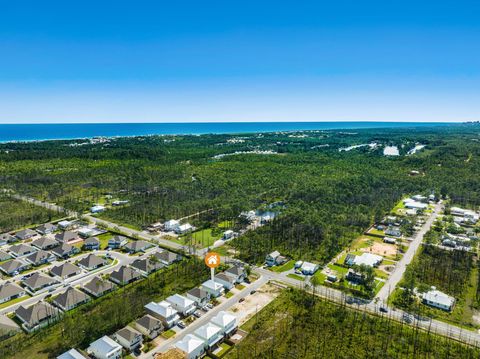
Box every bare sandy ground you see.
[361,242,397,257]
[229,283,282,325]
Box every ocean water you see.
[0,122,453,142]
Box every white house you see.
[210,311,238,337]
[383,237,397,244]
[222,230,235,240]
[57,348,87,359]
[87,336,122,359]
[201,279,225,298]
[175,223,194,235]
[353,253,383,267]
[194,322,223,349]
[164,220,180,232]
[175,334,205,359]
[422,287,455,311]
[404,199,428,210]
[166,294,196,316]
[90,205,106,213]
[145,301,179,328]
[300,262,319,275]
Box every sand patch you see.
[229,283,281,325]
[361,242,397,257]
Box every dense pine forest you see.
[0,258,209,358]
[0,195,61,233]
[2,124,480,264]
[227,289,480,359]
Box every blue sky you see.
[0,0,479,123]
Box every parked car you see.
[379,307,388,313]
[239,298,245,303]
[193,310,202,318]
[205,303,213,310]
[177,321,186,329]
[403,313,413,323]
[250,290,256,295]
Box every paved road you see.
[9,192,480,349]
[83,214,185,252]
[258,266,480,347]
[141,275,269,359]
[7,192,186,253]
[375,201,444,302]
[0,249,159,315]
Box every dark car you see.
[250,290,256,295]
[379,307,388,313]
[239,297,245,303]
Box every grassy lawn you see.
[382,259,396,266]
[327,263,348,276]
[180,228,222,248]
[215,342,232,357]
[391,198,406,215]
[270,260,295,273]
[225,291,234,298]
[374,280,385,295]
[287,273,304,281]
[368,229,385,236]
[217,220,234,229]
[96,232,113,249]
[212,245,236,257]
[374,269,389,280]
[313,271,327,282]
[0,295,30,310]
[235,284,245,290]
[162,329,176,339]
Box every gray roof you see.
[53,287,90,310]
[0,250,11,262]
[110,266,141,284]
[36,223,56,233]
[136,314,162,331]
[15,302,59,327]
[0,283,25,301]
[0,259,29,273]
[31,236,59,249]
[109,235,127,244]
[153,250,178,263]
[116,326,142,342]
[131,257,164,273]
[77,254,107,269]
[15,229,37,239]
[51,243,76,257]
[83,276,115,296]
[187,287,209,300]
[124,240,152,252]
[225,266,245,277]
[50,262,81,278]
[215,273,235,284]
[84,237,100,245]
[9,243,36,256]
[25,250,54,265]
[22,272,58,291]
[0,233,16,243]
[55,231,78,242]
[0,315,20,336]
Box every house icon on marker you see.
[205,252,220,268]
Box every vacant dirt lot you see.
[361,242,397,257]
[229,282,282,325]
